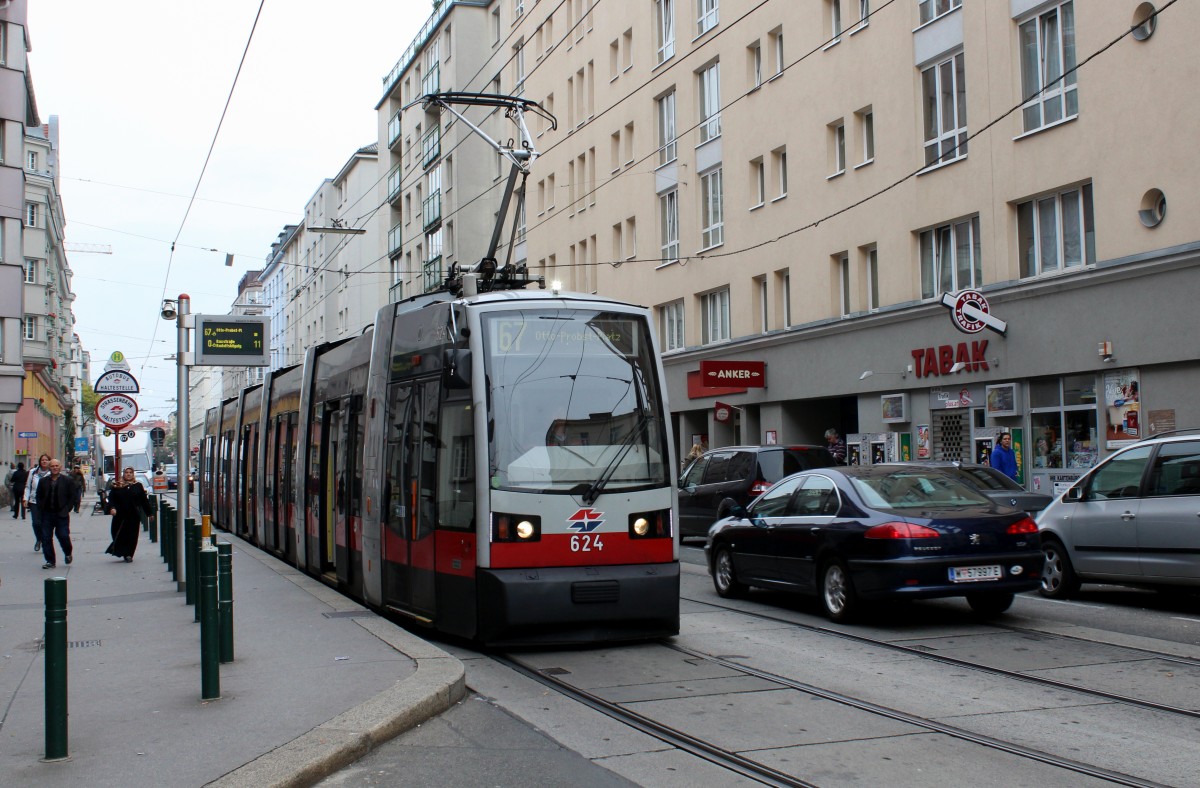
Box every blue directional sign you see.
[75,437,90,452]
[18,431,37,439]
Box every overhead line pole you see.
[176,294,192,593]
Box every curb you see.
[204,537,467,788]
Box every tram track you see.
[683,594,1200,721]
[495,643,1165,788]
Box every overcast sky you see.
[26,1,428,422]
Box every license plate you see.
[949,564,1003,583]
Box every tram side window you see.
[438,398,475,530]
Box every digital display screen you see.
[201,322,264,355]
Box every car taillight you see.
[1006,517,1038,535]
[749,481,771,494]
[865,522,940,539]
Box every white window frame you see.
[919,0,961,26]
[698,62,721,144]
[25,316,36,341]
[697,0,718,36]
[657,91,677,166]
[660,189,680,264]
[776,150,788,198]
[701,289,731,344]
[866,246,879,311]
[750,41,762,88]
[829,0,842,42]
[752,158,765,208]
[25,202,37,228]
[25,258,37,284]
[860,109,875,164]
[656,0,675,64]
[700,168,724,249]
[921,51,968,167]
[837,253,851,316]
[1017,183,1094,278]
[832,122,846,176]
[660,300,685,351]
[920,215,982,299]
[1019,1,1077,133]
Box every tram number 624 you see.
[570,534,604,552]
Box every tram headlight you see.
[628,510,672,539]
[492,513,541,543]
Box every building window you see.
[491,6,501,44]
[919,0,961,25]
[697,0,718,36]
[920,215,981,299]
[859,108,874,163]
[657,90,677,165]
[921,51,968,167]
[701,289,730,344]
[660,300,685,351]
[774,149,787,197]
[25,202,37,228]
[660,189,680,263]
[1019,1,1077,132]
[700,168,724,249]
[656,0,675,64]
[828,0,842,42]
[830,121,846,175]
[25,316,36,341]
[865,246,879,311]
[771,28,785,76]
[836,253,851,316]
[782,272,792,327]
[25,258,37,284]
[698,62,721,143]
[27,151,38,171]
[1017,183,1094,278]
[858,0,870,27]
[758,278,769,333]
[751,158,765,207]
[749,41,762,88]
[513,39,526,94]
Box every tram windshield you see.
[483,309,670,493]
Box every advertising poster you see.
[916,425,930,459]
[899,433,912,462]
[1103,369,1141,449]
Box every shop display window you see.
[1030,375,1099,470]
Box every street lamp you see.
[162,295,190,592]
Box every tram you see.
[199,285,680,645]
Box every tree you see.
[81,382,100,427]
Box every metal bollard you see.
[166,507,178,578]
[217,541,234,663]
[148,495,158,543]
[43,577,68,761]
[185,518,197,608]
[199,545,220,701]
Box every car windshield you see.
[483,309,669,493]
[850,471,992,509]
[166,465,178,475]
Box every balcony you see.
[422,62,440,96]
[422,190,441,230]
[422,127,441,169]
[422,255,443,293]
[388,110,403,150]
[388,223,403,258]
[389,280,405,304]
[387,163,403,206]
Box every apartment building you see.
[476,0,1200,492]
[220,269,266,397]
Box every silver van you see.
[1037,432,1200,597]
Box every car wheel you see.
[820,558,859,623]
[966,592,1015,618]
[1040,536,1081,599]
[712,547,748,599]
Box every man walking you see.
[990,432,1019,481]
[36,459,78,569]
[824,428,847,465]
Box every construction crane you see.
[64,243,113,254]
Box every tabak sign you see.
[910,340,990,378]
[95,394,139,429]
[699,360,766,387]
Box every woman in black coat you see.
[106,467,150,562]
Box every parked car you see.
[895,461,1053,516]
[704,465,1042,621]
[1037,431,1200,599]
[679,445,836,540]
[165,463,179,490]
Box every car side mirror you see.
[1066,486,1083,502]
[717,497,747,520]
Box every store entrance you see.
[931,410,970,462]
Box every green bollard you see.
[43,577,68,761]
[199,546,220,701]
[217,540,234,663]
[185,518,197,608]
[148,495,158,543]
[166,508,177,578]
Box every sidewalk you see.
[0,491,465,787]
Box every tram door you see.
[382,380,439,618]
[319,404,342,579]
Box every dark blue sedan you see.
[704,465,1042,622]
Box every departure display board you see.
[194,315,271,366]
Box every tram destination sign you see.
[194,314,270,367]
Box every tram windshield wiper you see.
[580,412,651,506]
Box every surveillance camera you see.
[161,302,177,320]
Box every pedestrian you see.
[824,428,847,465]
[9,462,27,519]
[35,459,78,569]
[70,464,87,513]
[24,453,53,554]
[106,466,150,562]
[990,432,1018,481]
[682,442,706,472]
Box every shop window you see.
[1030,375,1098,471]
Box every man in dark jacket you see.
[36,459,79,569]
[9,462,27,518]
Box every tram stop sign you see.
[150,427,166,447]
